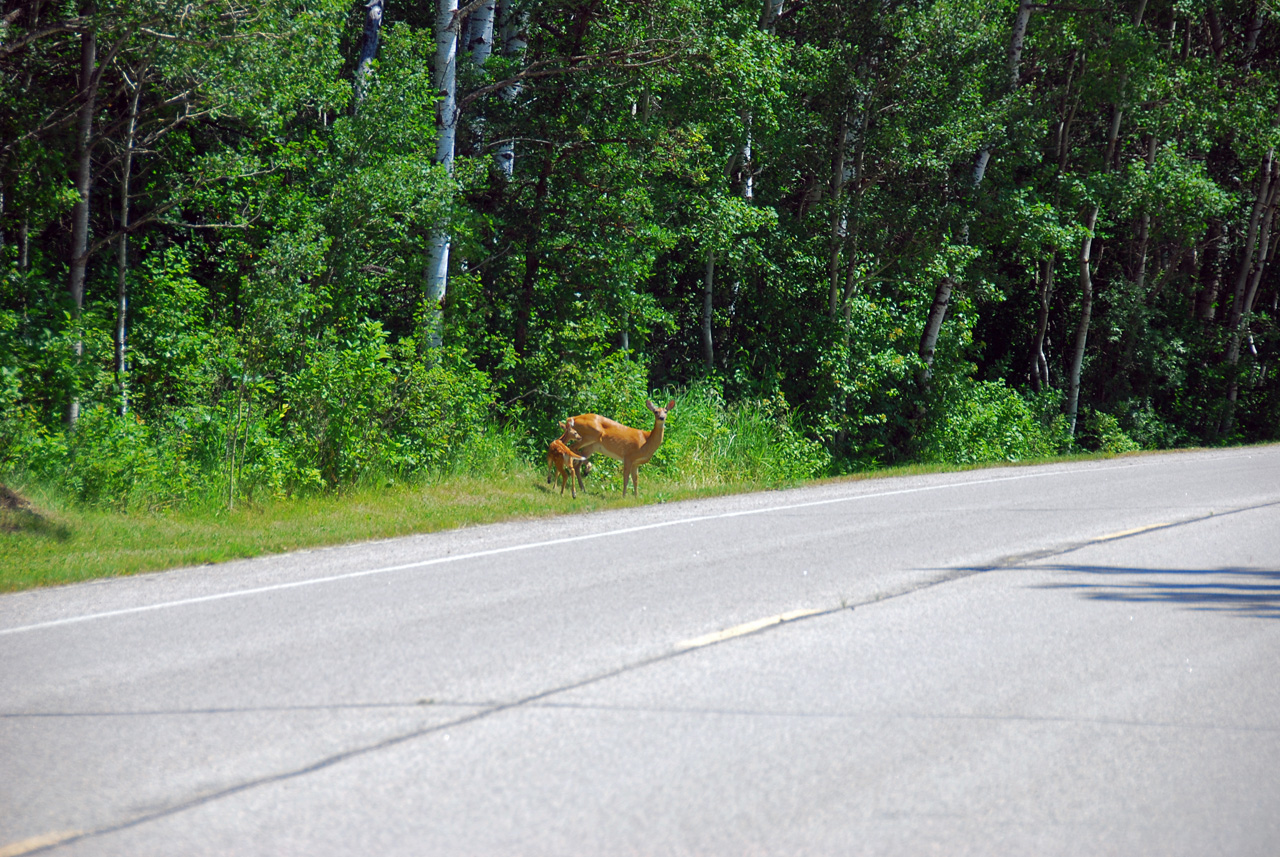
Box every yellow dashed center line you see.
[0,831,83,857]
[677,608,823,651]
[1092,522,1172,543]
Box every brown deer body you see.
[567,398,675,497]
[547,419,588,498]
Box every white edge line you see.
[1,466,1095,637]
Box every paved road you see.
[2,447,1279,856]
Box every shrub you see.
[1076,410,1142,454]
[920,380,1069,465]
[391,343,498,475]
[19,406,199,510]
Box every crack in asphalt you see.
[13,497,1279,853]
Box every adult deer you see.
[567,398,675,497]
[546,419,589,498]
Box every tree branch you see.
[458,43,681,110]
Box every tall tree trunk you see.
[468,0,495,65]
[1006,0,1034,91]
[1195,220,1224,321]
[1063,0,1147,438]
[425,0,459,349]
[115,76,141,416]
[738,108,754,202]
[1029,255,1055,391]
[918,1,1034,388]
[1206,3,1224,62]
[1226,147,1274,334]
[68,24,99,428]
[353,0,384,108]
[759,0,784,33]
[827,111,851,318]
[1221,153,1280,435]
[1066,205,1100,437]
[701,251,715,373]
[495,1,527,180]
[917,275,954,386]
[1132,138,1157,294]
[1244,5,1263,70]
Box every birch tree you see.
[354,0,384,107]
[1064,0,1147,438]
[494,0,527,180]
[67,19,98,427]
[917,0,1035,389]
[425,0,459,349]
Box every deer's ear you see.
[646,399,657,411]
[665,399,675,410]
[559,421,566,429]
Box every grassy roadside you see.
[0,448,1189,594]
[0,468,792,593]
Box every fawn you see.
[547,419,590,498]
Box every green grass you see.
[0,467,794,592]
[0,445,1204,594]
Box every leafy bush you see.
[19,406,199,510]
[273,326,500,491]
[0,364,37,474]
[281,322,399,488]
[392,342,499,475]
[1076,410,1142,454]
[920,380,1069,465]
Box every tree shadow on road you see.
[1034,565,1280,620]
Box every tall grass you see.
[655,384,831,488]
[0,381,835,591]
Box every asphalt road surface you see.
[3,447,1279,856]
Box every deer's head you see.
[646,399,675,423]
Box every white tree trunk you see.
[1064,0,1147,437]
[496,1,527,180]
[116,76,141,416]
[759,0,784,33]
[919,3,1033,388]
[1221,154,1280,434]
[1029,255,1055,391]
[1066,205,1099,437]
[702,251,715,373]
[827,110,851,317]
[68,27,98,428]
[1227,147,1274,334]
[425,0,459,348]
[739,108,754,202]
[468,0,495,65]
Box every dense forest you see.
[2,0,1278,509]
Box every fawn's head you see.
[559,419,582,443]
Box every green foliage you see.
[658,384,832,486]
[920,380,1070,465]
[1075,410,1142,455]
[3,0,1279,521]
[17,407,199,510]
